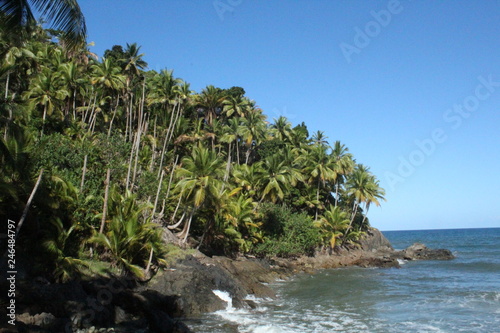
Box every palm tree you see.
[231,162,264,200]
[300,144,336,219]
[91,185,165,278]
[270,116,292,143]
[90,57,125,135]
[222,95,250,119]
[195,85,226,126]
[23,68,69,135]
[240,107,266,164]
[345,164,379,234]
[0,0,87,47]
[173,143,224,242]
[220,117,243,179]
[314,205,350,249]
[58,60,86,119]
[331,140,354,206]
[259,154,302,204]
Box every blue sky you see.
[78,0,500,231]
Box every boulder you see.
[359,228,394,252]
[401,243,454,260]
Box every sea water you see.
[184,228,500,332]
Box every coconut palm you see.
[222,94,250,119]
[270,116,292,143]
[91,185,165,278]
[23,68,69,135]
[240,107,266,164]
[331,140,354,206]
[299,144,336,219]
[195,85,226,126]
[259,154,302,204]
[314,205,350,248]
[0,0,87,47]
[173,143,224,242]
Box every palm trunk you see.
[224,142,232,182]
[15,169,44,239]
[40,104,47,138]
[152,169,165,219]
[107,97,120,137]
[80,154,88,191]
[126,132,137,191]
[334,180,340,207]
[165,153,178,200]
[99,168,111,234]
[361,202,370,227]
[315,178,320,220]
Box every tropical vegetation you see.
[0,9,385,282]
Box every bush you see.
[253,204,321,257]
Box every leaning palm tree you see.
[0,0,87,47]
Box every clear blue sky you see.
[78,0,500,231]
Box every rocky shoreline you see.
[1,228,454,333]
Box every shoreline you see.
[2,228,453,333]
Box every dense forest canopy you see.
[0,15,385,281]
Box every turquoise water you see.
[186,228,500,332]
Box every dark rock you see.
[359,228,394,252]
[401,243,454,260]
[354,256,401,268]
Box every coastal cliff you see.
[3,228,453,332]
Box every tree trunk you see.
[80,154,88,191]
[224,142,232,182]
[152,169,165,219]
[165,153,178,200]
[315,178,320,220]
[107,97,120,137]
[99,168,111,234]
[15,169,44,239]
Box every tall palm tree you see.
[259,154,302,204]
[345,164,374,233]
[240,107,266,164]
[195,85,226,126]
[222,95,250,119]
[173,143,224,242]
[300,144,336,219]
[0,0,87,47]
[23,68,69,135]
[331,140,354,206]
[270,116,292,143]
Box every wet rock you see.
[353,256,401,268]
[401,243,455,260]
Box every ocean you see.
[185,228,500,332]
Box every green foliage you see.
[254,204,321,257]
[90,186,166,278]
[0,22,387,282]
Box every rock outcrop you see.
[397,242,455,261]
[1,228,454,332]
